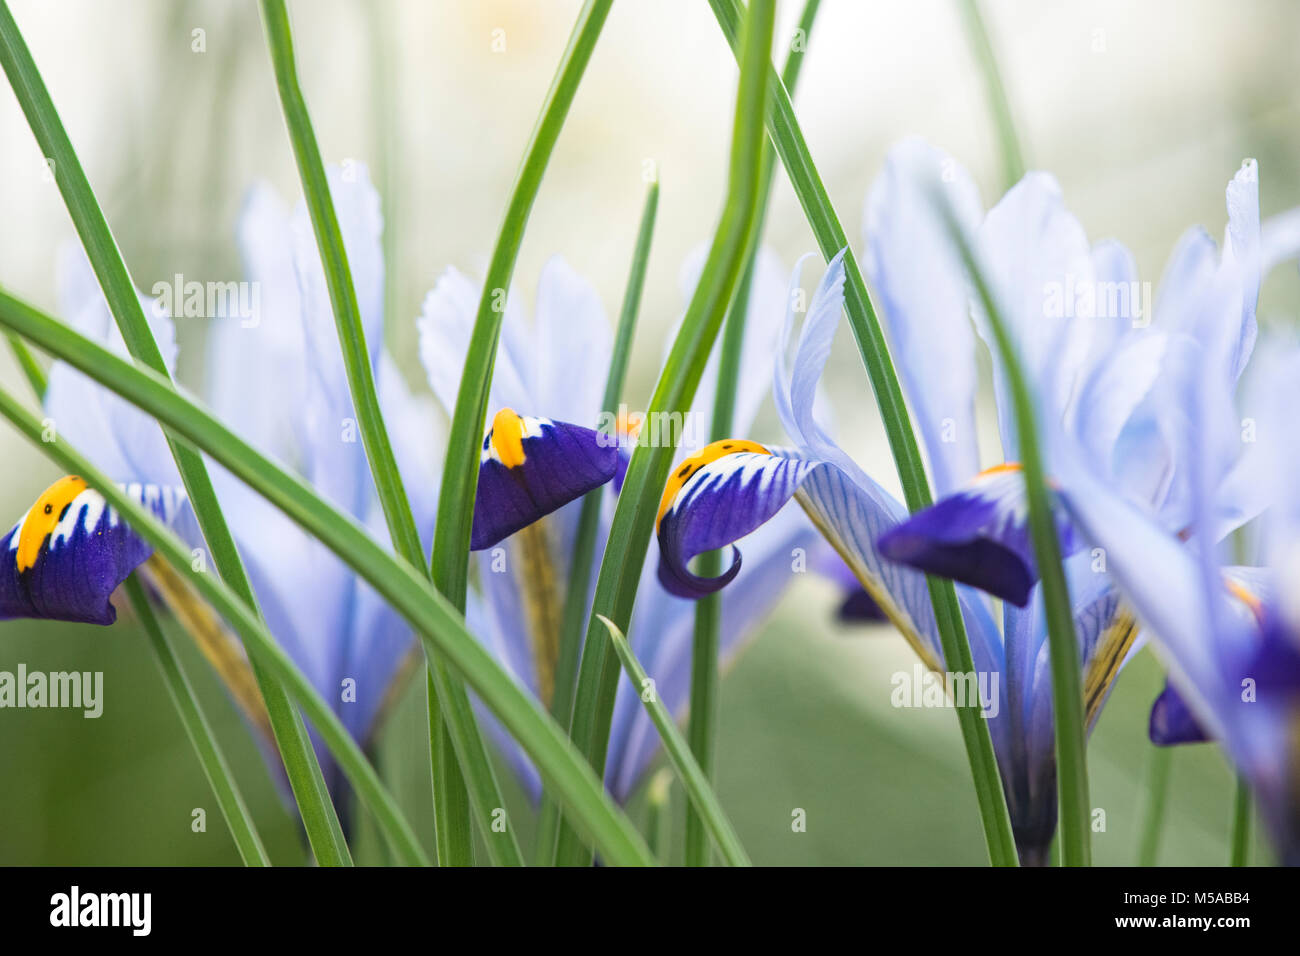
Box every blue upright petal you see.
[0,477,188,626]
[864,138,983,497]
[877,464,1080,607]
[470,409,618,551]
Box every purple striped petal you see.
[470,409,618,551]
[0,477,187,626]
[655,441,813,599]
[877,464,1080,607]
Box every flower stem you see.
[1230,773,1252,866]
[125,575,271,867]
[0,0,351,866]
[1136,744,1172,866]
[940,203,1091,866]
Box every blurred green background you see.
[2,0,1298,864]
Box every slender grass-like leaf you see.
[259,0,519,867]
[124,575,271,867]
[258,0,425,580]
[686,0,822,868]
[598,616,751,867]
[0,385,427,866]
[0,0,351,865]
[5,334,46,398]
[426,671,474,865]
[1230,774,1252,867]
[1136,744,1172,866]
[937,197,1091,867]
[534,180,658,865]
[430,0,613,607]
[0,290,655,867]
[956,0,1026,192]
[427,8,615,855]
[554,0,775,868]
[705,0,1017,867]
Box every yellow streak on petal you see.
[139,555,271,739]
[1225,576,1266,626]
[1082,607,1139,729]
[17,475,88,573]
[656,439,770,533]
[976,462,1022,478]
[490,408,528,469]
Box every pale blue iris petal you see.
[376,352,441,554]
[534,256,612,428]
[341,567,415,743]
[474,547,544,700]
[863,138,983,497]
[1083,238,1144,368]
[291,164,386,521]
[417,265,530,418]
[793,456,945,669]
[1246,342,1300,557]
[1223,159,1261,380]
[1057,448,1228,739]
[45,245,180,488]
[773,251,871,487]
[208,182,308,468]
[465,593,544,802]
[1072,331,1168,476]
[975,173,1096,459]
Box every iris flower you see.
[419,247,821,801]
[3,165,440,793]
[1059,327,1300,862]
[650,138,1299,862]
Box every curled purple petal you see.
[655,441,813,599]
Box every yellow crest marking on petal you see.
[17,475,88,573]
[974,460,1061,492]
[616,409,644,442]
[490,407,529,469]
[655,439,769,532]
[976,462,1022,478]
[1225,576,1266,626]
